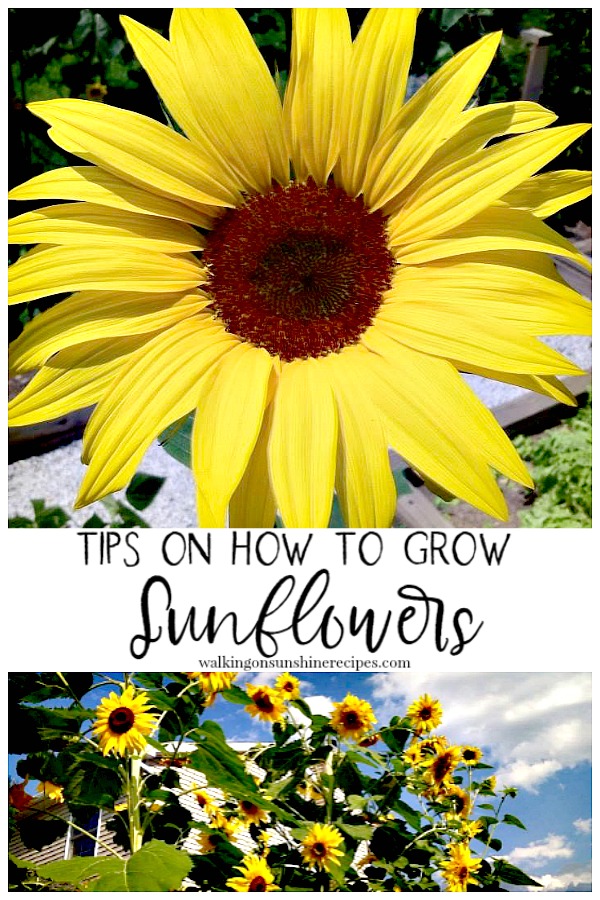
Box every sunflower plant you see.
[7,8,591,529]
[9,673,541,892]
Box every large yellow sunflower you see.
[330,693,377,741]
[8,10,591,527]
[226,854,280,892]
[245,685,287,724]
[92,684,158,756]
[438,842,482,892]
[300,823,345,872]
[406,694,443,734]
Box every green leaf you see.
[188,724,260,801]
[338,822,374,841]
[19,816,69,851]
[503,813,526,829]
[159,414,193,468]
[221,685,252,705]
[440,9,470,30]
[392,798,422,831]
[392,467,413,497]
[83,513,106,528]
[494,860,542,888]
[36,839,192,891]
[125,473,165,511]
[8,516,34,528]
[64,754,122,809]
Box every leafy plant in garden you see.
[513,392,591,527]
[8,471,164,528]
[9,673,540,891]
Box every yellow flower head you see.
[418,734,448,755]
[406,694,443,734]
[481,775,497,793]
[330,693,377,741]
[297,780,325,805]
[226,854,280,892]
[403,743,423,768]
[36,782,64,803]
[186,671,237,693]
[274,672,301,700]
[461,819,483,840]
[461,745,483,766]
[194,788,217,816]
[85,81,108,102]
[238,799,269,826]
[209,807,239,837]
[301,823,344,872]
[8,11,590,529]
[446,786,472,819]
[197,830,221,854]
[245,685,287,724]
[438,842,482,892]
[425,746,463,794]
[92,685,157,756]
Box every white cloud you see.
[525,862,592,892]
[507,834,573,867]
[368,672,591,791]
[573,818,591,834]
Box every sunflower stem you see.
[128,755,144,853]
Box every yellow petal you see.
[374,306,584,375]
[9,203,204,253]
[170,9,288,193]
[268,358,337,527]
[325,356,397,527]
[8,166,215,228]
[391,123,590,243]
[283,9,351,184]
[337,8,419,196]
[27,98,239,208]
[390,206,592,271]
[8,335,147,427]
[459,367,578,407]
[192,344,273,527]
[386,101,557,214]
[501,169,592,218]
[230,395,278,529]
[363,32,502,207]
[9,290,208,374]
[332,344,508,519]
[385,262,591,336]
[8,245,205,305]
[77,317,239,505]
[362,327,532,488]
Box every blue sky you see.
[11,671,591,892]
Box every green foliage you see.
[36,840,192,892]
[9,472,164,528]
[513,393,591,527]
[9,673,542,892]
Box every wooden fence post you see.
[520,27,553,101]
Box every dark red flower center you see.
[463,749,476,760]
[249,876,267,891]
[342,711,361,729]
[254,691,275,713]
[204,181,394,362]
[458,866,469,881]
[420,707,433,720]
[313,842,326,857]
[433,752,455,782]
[108,707,135,734]
[241,801,258,815]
